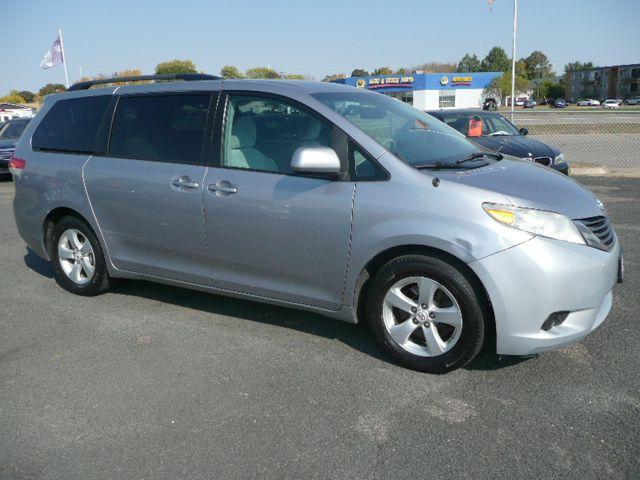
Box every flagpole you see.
[58,28,70,88]
[510,0,518,121]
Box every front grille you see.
[575,216,615,251]
[533,156,552,166]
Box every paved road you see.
[0,178,638,480]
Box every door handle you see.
[208,181,237,195]
[171,176,200,190]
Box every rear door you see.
[201,91,355,310]
[84,90,218,284]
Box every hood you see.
[0,138,17,150]
[472,135,559,159]
[434,158,602,219]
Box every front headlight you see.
[483,203,585,245]
[554,153,565,164]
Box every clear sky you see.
[2,0,639,93]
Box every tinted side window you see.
[109,94,211,164]
[222,94,334,174]
[32,96,111,153]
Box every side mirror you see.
[291,146,341,175]
[519,127,529,136]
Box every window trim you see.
[105,91,216,166]
[212,90,372,181]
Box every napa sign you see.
[357,76,415,89]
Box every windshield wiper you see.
[455,152,503,165]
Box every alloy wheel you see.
[382,276,463,357]
[57,228,96,286]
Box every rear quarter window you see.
[32,96,111,153]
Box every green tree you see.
[542,81,565,99]
[372,66,393,75]
[0,93,26,104]
[564,61,595,74]
[515,59,529,79]
[245,67,280,79]
[411,61,457,73]
[220,65,243,79]
[350,68,370,77]
[481,47,511,72]
[485,72,529,102]
[523,51,552,80]
[456,53,481,72]
[17,90,35,102]
[284,73,307,80]
[395,67,409,75]
[155,59,197,75]
[38,83,67,97]
[322,73,346,82]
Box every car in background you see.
[523,99,536,108]
[514,97,528,106]
[625,97,640,105]
[603,99,620,109]
[482,97,498,111]
[554,99,567,108]
[577,99,601,106]
[425,109,569,174]
[0,118,30,179]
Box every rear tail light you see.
[8,155,26,175]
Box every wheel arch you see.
[43,207,95,260]
[353,244,495,349]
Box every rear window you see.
[32,96,111,153]
[108,94,211,164]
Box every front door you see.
[202,92,354,310]
[84,91,216,284]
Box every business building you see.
[332,72,502,110]
[566,63,640,101]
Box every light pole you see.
[510,0,518,121]
[536,65,542,102]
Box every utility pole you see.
[510,0,518,120]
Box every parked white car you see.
[603,99,620,109]
[577,99,601,106]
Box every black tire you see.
[365,254,485,373]
[50,215,113,296]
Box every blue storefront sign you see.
[336,72,502,93]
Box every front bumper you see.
[469,235,620,356]
[552,161,570,175]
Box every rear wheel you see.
[51,216,113,296]
[366,255,486,373]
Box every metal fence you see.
[507,109,640,168]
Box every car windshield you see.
[0,121,28,139]
[312,91,483,167]
[436,112,520,137]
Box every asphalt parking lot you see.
[1,176,638,480]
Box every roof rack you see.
[68,73,221,91]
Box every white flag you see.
[40,35,64,69]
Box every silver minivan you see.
[11,74,622,372]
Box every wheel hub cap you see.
[382,276,463,357]
[57,228,96,286]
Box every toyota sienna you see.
[10,74,622,372]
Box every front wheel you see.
[365,255,486,373]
